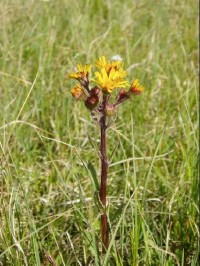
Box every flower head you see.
[93,68,129,93]
[129,79,144,95]
[93,56,129,93]
[96,56,123,73]
[68,64,92,80]
[96,56,107,69]
[71,84,86,100]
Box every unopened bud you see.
[105,104,116,117]
[85,95,99,110]
[90,86,100,96]
[116,89,129,102]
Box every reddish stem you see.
[99,94,109,250]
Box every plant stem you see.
[99,94,109,250]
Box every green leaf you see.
[87,161,99,191]
[93,191,105,214]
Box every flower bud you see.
[90,86,100,96]
[116,89,129,102]
[129,79,144,95]
[105,104,116,117]
[71,84,87,101]
[85,95,99,110]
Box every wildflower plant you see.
[68,56,143,251]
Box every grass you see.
[0,0,199,265]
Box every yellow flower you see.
[96,56,122,73]
[96,56,107,69]
[129,79,144,95]
[93,56,129,93]
[93,67,129,93]
[68,64,92,80]
[77,63,92,74]
[71,84,86,100]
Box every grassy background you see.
[0,0,198,265]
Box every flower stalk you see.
[99,94,109,249]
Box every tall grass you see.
[0,0,198,265]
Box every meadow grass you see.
[0,0,199,265]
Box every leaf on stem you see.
[87,161,99,191]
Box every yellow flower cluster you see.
[68,56,144,100]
